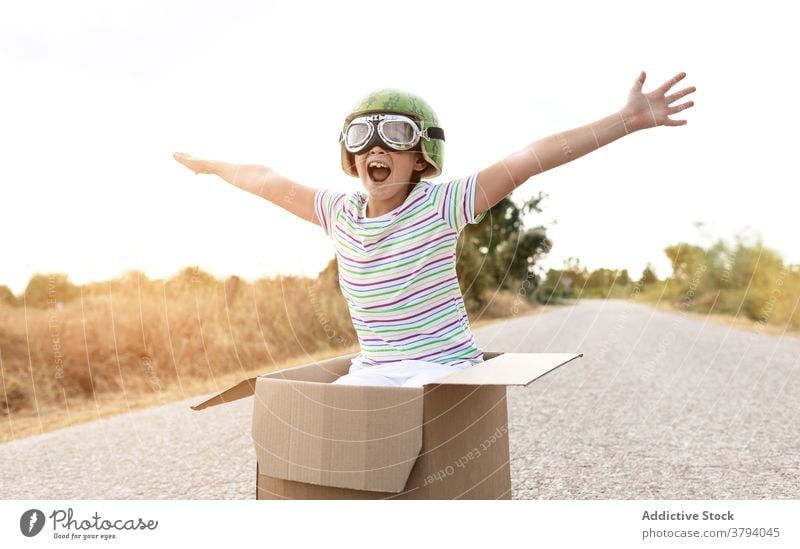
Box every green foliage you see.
[660,233,797,327]
[530,228,798,333]
[457,191,552,309]
[535,257,592,302]
[586,268,618,289]
[526,226,797,329]
[456,237,496,310]
[664,242,708,285]
[537,259,658,301]
[537,269,570,303]
[639,263,659,285]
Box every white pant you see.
[331,359,473,388]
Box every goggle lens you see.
[381,120,416,146]
[345,122,372,150]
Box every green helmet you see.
[340,88,444,179]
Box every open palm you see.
[622,71,696,131]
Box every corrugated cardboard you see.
[193,350,583,499]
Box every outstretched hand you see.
[621,71,696,132]
[172,151,213,175]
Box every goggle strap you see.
[424,127,445,141]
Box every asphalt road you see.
[2,299,798,499]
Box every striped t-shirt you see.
[314,172,487,369]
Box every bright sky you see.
[2,0,798,295]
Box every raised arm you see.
[474,71,696,216]
[172,152,320,226]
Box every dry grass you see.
[0,270,358,442]
[0,345,361,443]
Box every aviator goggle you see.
[340,113,445,154]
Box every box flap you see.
[432,352,583,386]
[190,352,359,411]
[252,378,424,493]
[190,378,258,411]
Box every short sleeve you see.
[314,188,347,238]
[430,172,487,233]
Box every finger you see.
[664,117,688,127]
[665,86,696,104]
[657,71,687,95]
[667,100,694,115]
[631,70,646,92]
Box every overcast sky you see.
[2,0,798,295]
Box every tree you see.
[586,268,617,289]
[562,257,589,290]
[456,235,496,309]
[538,269,571,303]
[639,263,659,285]
[463,196,523,286]
[459,191,552,295]
[664,243,707,283]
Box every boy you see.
[173,70,695,387]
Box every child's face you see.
[352,146,428,199]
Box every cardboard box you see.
[192,350,582,499]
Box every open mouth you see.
[367,160,392,182]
